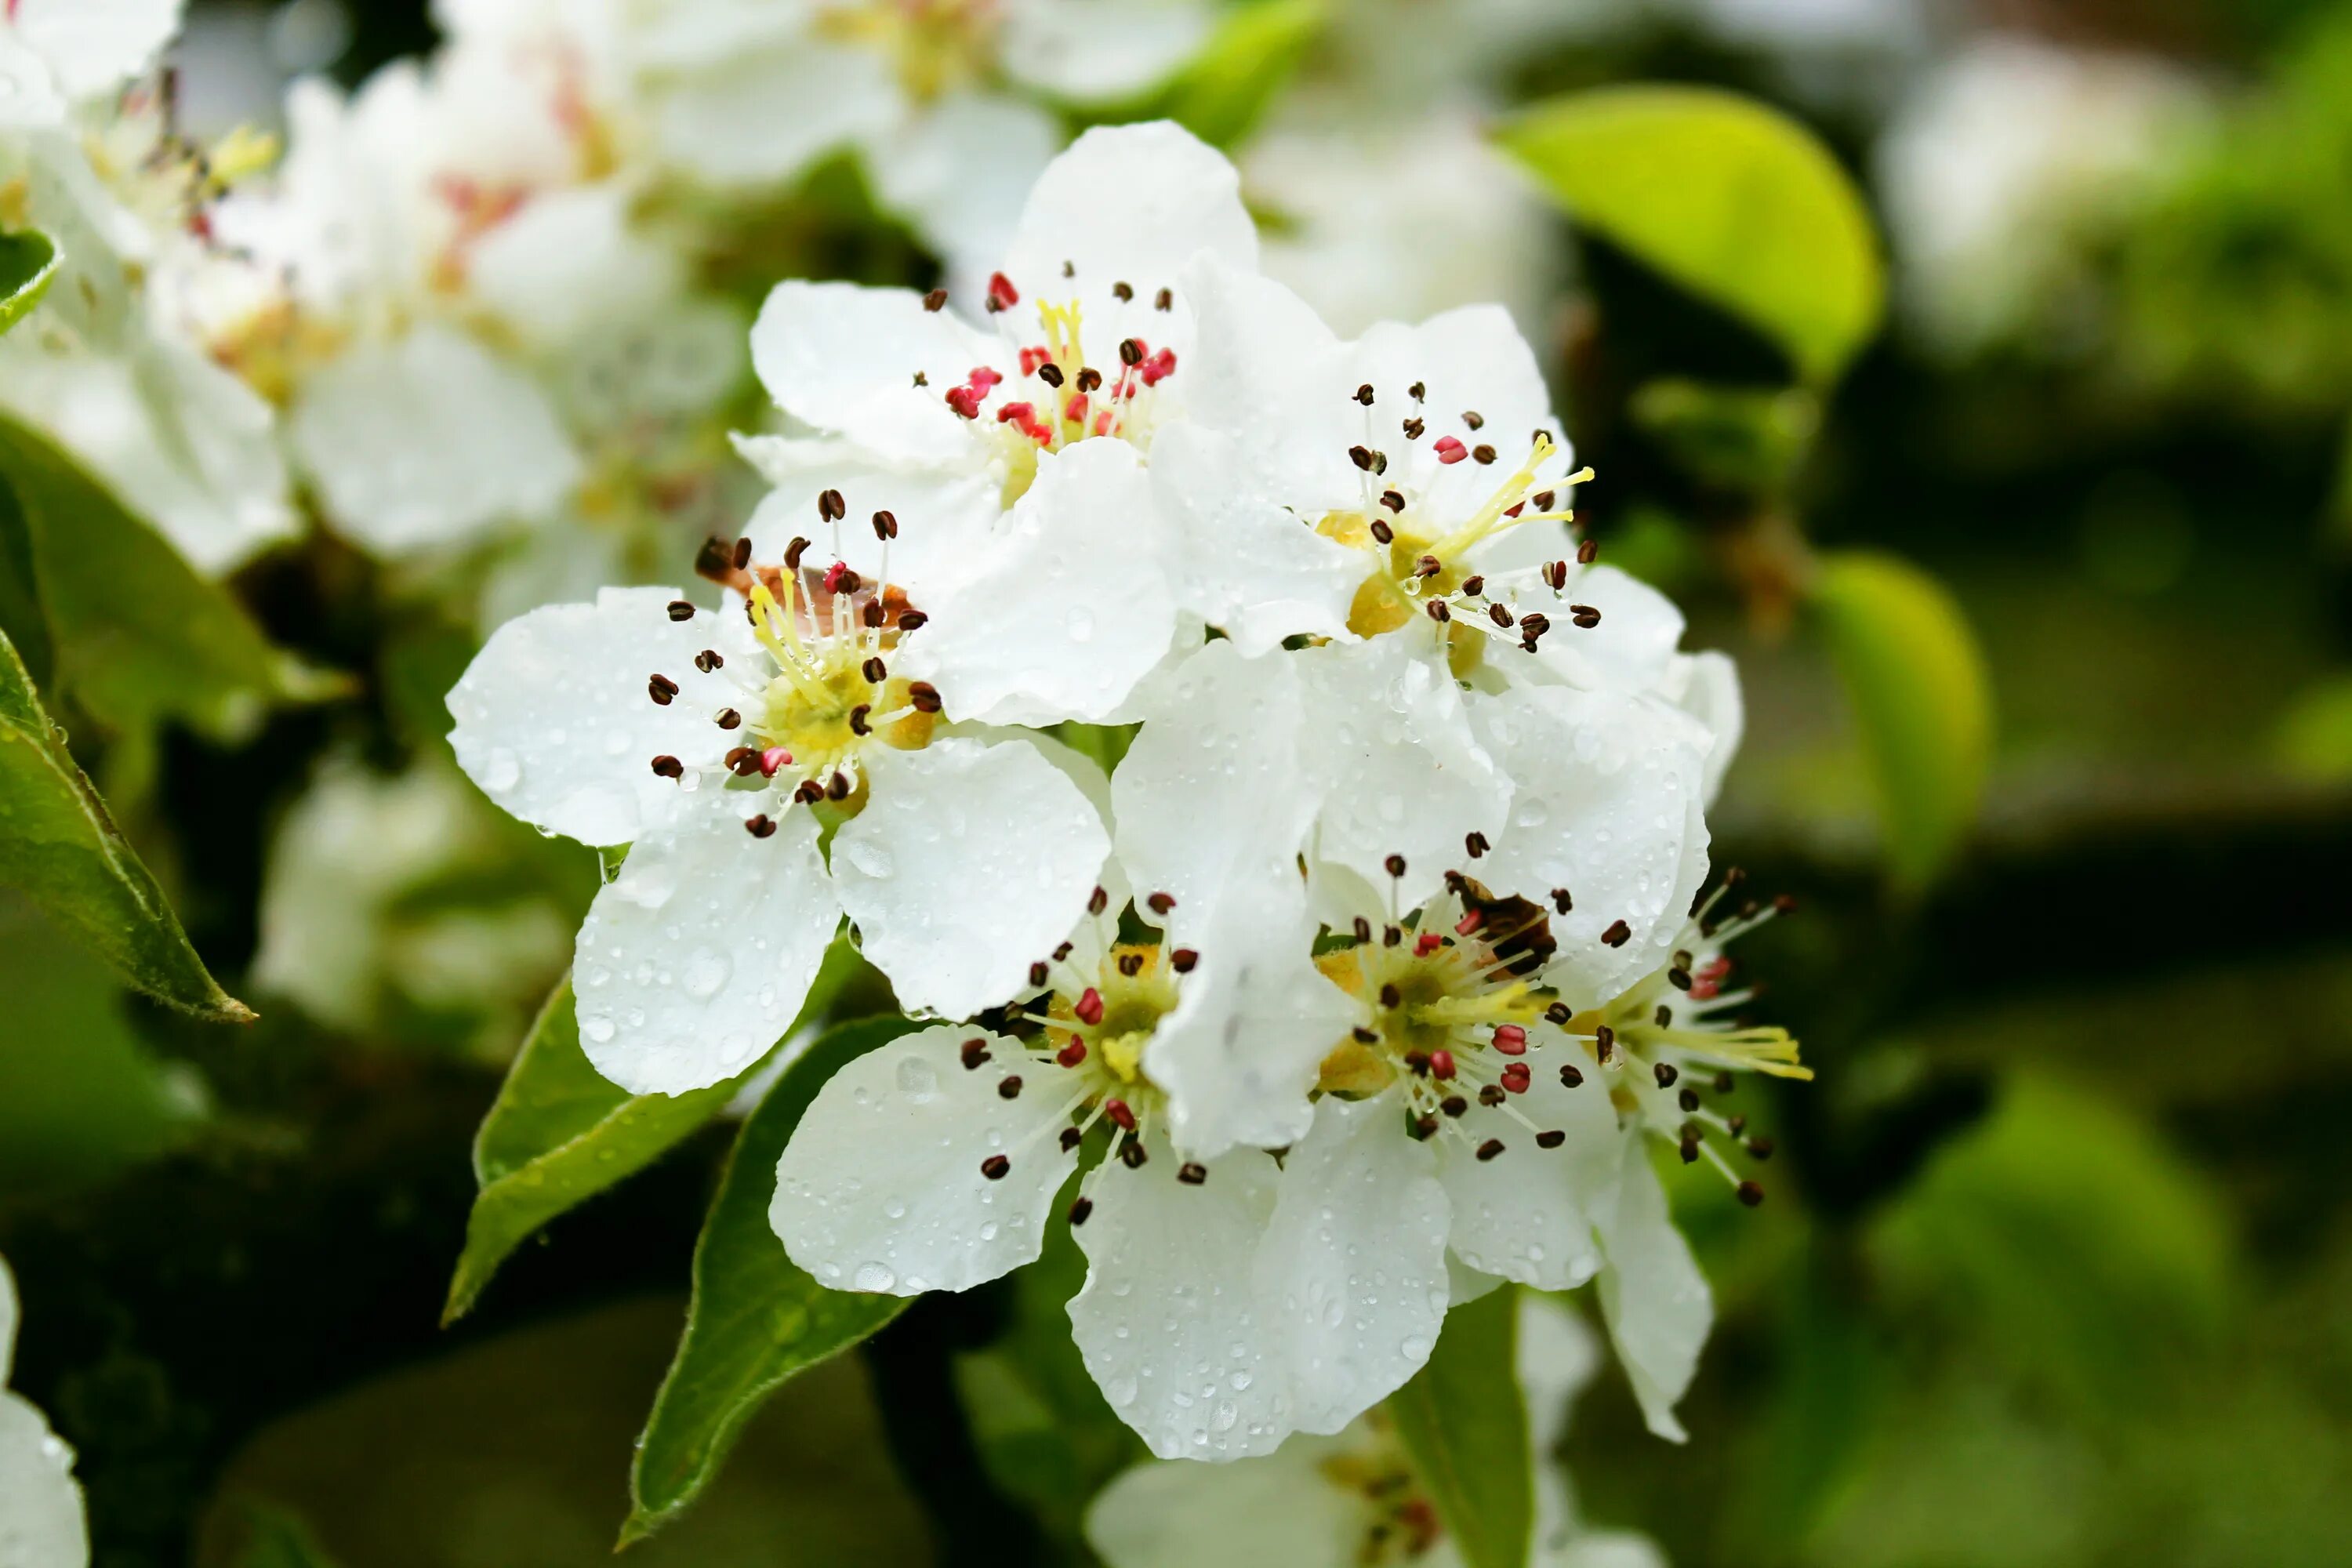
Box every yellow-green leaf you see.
[1498,86,1886,385]
[1146,0,1327,150]
[0,412,339,739]
[0,229,60,336]
[622,1014,917,1544]
[0,626,250,1019]
[445,937,863,1323]
[1388,1286,1532,1568]
[1811,550,1993,891]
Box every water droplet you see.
[481,748,522,791]
[854,1261,897,1292]
[580,1014,616,1044]
[895,1056,938,1100]
[1065,606,1096,643]
[681,946,732,1000]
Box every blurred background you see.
[6,0,2352,1563]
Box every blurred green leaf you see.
[1145,0,1328,150]
[0,411,340,740]
[2274,673,2352,782]
[1389,1286,1532,1568]
[1810,550,1993,890]
[1498,86,1885,385]
[1629,379,1820,495]
[448,938,863,1323]
[1870,1073,2233,1416]
[623,1014,916,1545]
[1,228,59,335]
[221,1499,346,1568]
[0,626,251,1020]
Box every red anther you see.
[758,747,791,777]
[822,561,849,592]
[1428,1049,1457,1080]
[1092,409,1115,435]
[1501,1062,1532,1094]
[967,365,1004,393]
[988,271,1020,309]
[1414,931,1443,957]
[996,400,1036,425]
[1104,1098,1137,1131]
[945,384,982,419]
[1139,347,1178,387]
[1434,436,1468,464]
[1504,502,1525,517]
[1062,392,1089,424]
[1699,958,1733,980]
[1074,986,1105,1025]
[1690,978,1720,1001]
[1493,1025,1528,1055]
[1056,1038,1088,1067]
[1019,346,1051,375]
[1454,908,1484,936]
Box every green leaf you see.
[0,411,339,739]
[2274,673,2352,782]
[0,229,60,336]
[0,626,250,1019]
[1628,379,1820,496]
[1809,550,1993,891]
[446,937,865,1323]
[1388,1285,1533,1568]
[622,1014,918,1544]
[1498,86,1886,385]
[1147,0,1328,150]
[220,1498,347,1568]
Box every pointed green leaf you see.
[0,626,250,1020]
[1388,1285,1533,1568]
[1810,550,1994,891]
[1498,86,1886,384]
[0,411,339,740]
[1,229,60,336]
[446,937,865,1323]
[1148,0,1328,150]
[622,1014,918,1544]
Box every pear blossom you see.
[771,878,1451,1461]
[1085,1291,1669,1568]
[1,1254,88,1568]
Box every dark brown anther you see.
[724,746,756,775]
[1668,967,1693,992]
[1352,1026,1379,1045]
[794,779,825,804]
[1369,519,1394,544]
[1472,444,1497,465]
[1112,281,1134,301]
[1119,1138,1147,1170]
[1572,606,1602,630]
[897,609,929,631]
[1155,287,1173,310]
[1532,490,1555,511]
[1379,983,1402,1009]
[1076,366,1102,393]
[784,535,811,569]
[1537,1130,1566,1149]
[1441,1095,1468,1118]
[1461,410,1484,430]
[858,601,884,630]
[1404,1051,1429,1077]
[1737,1181,1765,1207]
[1465,831,1489,858]
[833,566,863,594]
[1060,1127,1084,1152]
[1170,948,1198,973]
[1087,885,1109,916]
[695,534,735,583]
[1349,445,1376,470]
[1029,960,1049,987]
[648,673,678,705]
[1385,853,1408,878]
[998,1076,1024,1100]
[862,656,887,683]
[1460,575,1485,597]
[1402,416,1425,440]
[1355,383,1375,405]
[1414,1115,1439,1139]
[1679,1129,1701,1164]
[872,509,898,540]
[1408,380,1426,401]
[1380,489,1406,512]
[744,814,777,838]
[1177,1162,1207,1185]
[667,599,695,621]
[1475,1138,1505,1162]
[1069,1196,1094,1225]
[1053,942,1074,961]
[1383,925,1403,948]
[1577,538,1599,564]
[1146,891,1175,915]
[1747,1136,1775,1161]
[1545,1001,1573,1025]
[826,771,851,801]
[1488,603,1513,629]
[1654,1062,1679,1088]
[1775,892,1800,914]
[1541,560,1567,590]
[913,371,927,386]
[1728,1113,1748,1135]
[981,1154,1011,1180]
[848,705,871,736]
[1594,1024,1615,1063]
[961,1038,991,1069]
[732,535,753,570]
[1478,1084,1506,1108]
[715,707,742,730]
[1679,1087,1701,1112]
[1601,920,1631,947]
[1559,1063,1584,1088]
[1119,337,1144,366]
[1352,916,1373,943]
[651,755,684,779]
[1116,951,1145,978]
[1415,554,1442,577]
[1654,1004,1673,1027]
[924,288,949,311]
[1715,1071,1736,1094]
[1037,361,1064,387]
[695,648,724,673]
[1551,887,1573,914]
[818,488,845,521]
[907,681,942,713]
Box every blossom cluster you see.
[452,120,1804,1464]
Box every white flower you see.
[0,1254,89,1568]
[0,0,180,131]
[1084,1291,1671,1568]
[445,478,1174,1091]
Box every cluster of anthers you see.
[1320,383,1605,673]
[931,267,1180,468]
[640,488,940,825]
[1319,852,1805,1205]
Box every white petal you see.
[1440,1062,1623,1291]
[1084,1438,1363,1568]
[1142,891,1352,1160]
[910,441,1178,726]
[11,0,179,100]
[1294,638,1509,913]
[466,184,684,349]
[749,281,1003,467]
[867,91,1058,289]
[1537,567,1690,695]
[0,1392,87,1568]
[648,37,900,187]
[771,1023,1080,1295]
[1352,304,1563,525]
[1666,650,1743,808]
[1150,423,1363,656]
[0,1254,15,1384]
[833,738,1109,1018]
[1515,1290,1602,1456]
[573,802,839,1094]
[1068,1138,1290,1459]
[1001,0,1210,100]
[0,34,67,129]
[1000,122,1257,345]
[737,456,999,601]
[1255,1093,1451,1435]
[292,326,580,554]
[1164,256,1357,503]
[1595,1143,1710,1443]
[1475,684,1712,1007]
[446,586,742,846]
[1111,641,1318,939]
